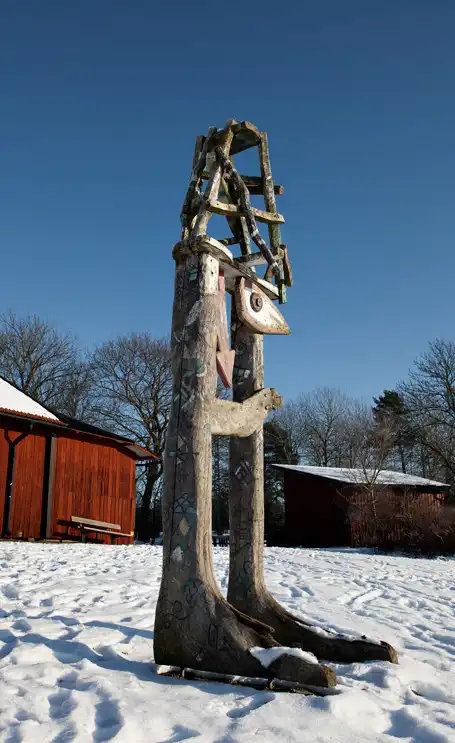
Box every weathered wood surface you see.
[70,516,121,530]
[229,121,261,154]
[214,146,280,275]
[282,245,293,286]
[207,199,285,225]
[173,237,280,300]
[189,125,234,248]
[173,236,233,264]
[216,273,235,388]
[180,128,216,242]
[202,171,284,196]
[246,184,284,196]
[210,388,282,437]
[227,309,397,669]
[234,278,290,335]
[259,132,282,254]
[157,121,397,688]
[181,667,269,689]
[268,654,336,688]
[259,132,287,303]
[219,163,252,256]
[152,665,327,695]
[154,251,282,680]
[219,236,239,246]
[235,251,268,267]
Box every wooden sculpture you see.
[154,120,397,690]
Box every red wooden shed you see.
[276,465,450,548]
[0,377,158,543]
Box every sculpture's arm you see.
[210,388,282,437]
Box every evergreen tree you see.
[372,390,412,473]
[264,420,299,544]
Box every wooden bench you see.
[57,516,134,544]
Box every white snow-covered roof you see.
[273,465,449,489]
[0,378,62,423]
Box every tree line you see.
[273,339,455,489]
[0,311,172,541]
[1,311,454,544]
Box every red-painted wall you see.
[0,425,47,539]
[0,418,136,543]
[284,470,350,547]
[283,471,446,547]
[51,432,135,543]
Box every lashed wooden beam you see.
[189,125,235,248]
[259,132,282,252]
[235,251,268,267]
[221,161,251,255]
[180,128,216,242]
[219,236,239,246]
[259,132,286,303]
[202,171,284,196]
[229,121,261,155]
[282,245,293,287]
[214,147,281,276]
[173,237,280,300]
[208,199,285,225]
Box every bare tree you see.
[0,311,92,417]
[263,419,299,542]
[342,408,424,548]
[286,388,354,466]
[270,400,304,460]
[347,411,396,513]
[400,339,455,485]
[89,333,172,541]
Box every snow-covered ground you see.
[0,545,454,742]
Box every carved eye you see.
[250,293,263,312]
[235,278,290,335]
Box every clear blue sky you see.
[2,1,454,404]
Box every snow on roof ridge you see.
[0,378,61,423]
[273,464,449,488]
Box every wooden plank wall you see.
[283,470,446,548]
[349,487,444,546]
[11,431,46,538]
[284,471,350,547]
[0,426,46,539]
[51,433,136,544]
[0,427,9,529]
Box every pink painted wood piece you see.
[216,272,235,388]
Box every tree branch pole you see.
[155,120,397,688]
[227,129,397,665]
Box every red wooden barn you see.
[276,465,450,548]
[0,377,158,543]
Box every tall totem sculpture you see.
[154,120,397,689]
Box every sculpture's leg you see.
[227,314,397,665]
[154,252,335,686]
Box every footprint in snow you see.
[226,692,275,719]
[57,670,93,692]
[2,584,19,600]
[48,689,77,721]
[93,696,124,742]
[11,619,31,633]
[158,724,201,742]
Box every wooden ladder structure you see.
[177,119,292,309]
